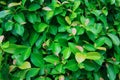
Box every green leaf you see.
[44,55,60,65]
[26,68,40,79]
[86,52,101,60]
[94,37,105,47]
[108,33,120,46]
[49,25,57,35]
[106,63,116,80]
[18,61,31,69]
[28,3,40,11]
[83,44,96,51]
[0,10,11,18]
[45,11,54,23]
[104,37,112,48]
[75,53,86,63]
[35,32,46,48]
[27,13,37,24]
[29,30,39,46]
[14,23,24,36]
[51,43,61,56]
[73,1,81,11]
[33,22,48,33]
[68,42,80,54]
[64,59,79,71]
[22,47,31,60]
[31,53,44,68]
[62,47,71,59]
[3,44,29,54]
[14,13,26,24]
[4,21,13,31]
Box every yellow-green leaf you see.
[18,61,31,69]
[75,53,86,63]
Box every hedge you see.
[0,0,120,80]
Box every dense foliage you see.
[0,0,120,80]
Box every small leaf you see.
[0,35,4,43]
[28,3,40,11]
[65,16,71,25]
[8,1,21,8]
[108,33,120,46]
[86,52,101,60]
[5,21,13,31]
[44,55,59,65]
[62,47,71,59]
[33,23,48,33]
[14,23,24,36]
[42,7,52,11]
[18,61,31,69]
[75,53,86,63]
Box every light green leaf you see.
[18,61,31,69]
[73,1,81,11]
[62,47,71,59]
[44,55,59,65]
[65,16,71,25]
[86,52,101,60]
[75,53,86,63]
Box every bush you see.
[0,0,120,80]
